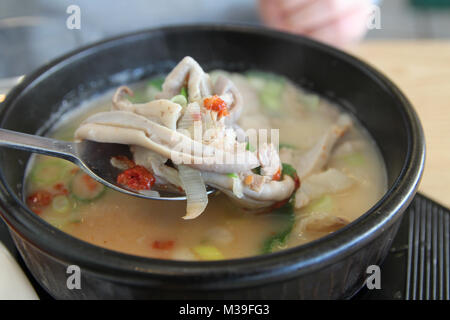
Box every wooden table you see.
[351,41,450,208]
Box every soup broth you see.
[25,70,387,260]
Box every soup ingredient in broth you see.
[117,165,156,191]
[75,57,297,219]
[70,171,106,202]
[26,65,387,260]
[26,190,52,215]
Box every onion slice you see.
[231,177,244,199]
[178,165,208,219]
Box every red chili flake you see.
[282,170,301,190]
[70,168,80,175]
[117,165,155,191]
[272,168,282,181]
[152,240,174,250]
[27,190,53,214]
[203,95,229,119]
[53,183,64,191]
[53,183,69,196]
[294,175,301,190]
[270,174,300,210]
[271,199,290,210]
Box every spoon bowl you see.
[0,128,214,200]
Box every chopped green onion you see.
[52,195,70,213]
[279,143,296,150]
[281,163,297,179]
[246,142,256,152]
[128,91,148,103]
[144,76,165,101]
[246,75,266,90]
[341,152,365,167]
[262,198,295,254]
[262,163,299,254]
[300,93,320,111]
[307,195,333,213]
[246,71,285,112]
[192,245,224,260]
[171,94,187,108]
[260,80,284,111]
[180,86,188,99]
[148,77,165,90]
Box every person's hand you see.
[258,0,373,47]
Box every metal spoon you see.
[0,128,214,200]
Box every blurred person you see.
[259,0,375,47]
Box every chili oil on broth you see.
[24,72,387,260]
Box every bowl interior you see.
[0,26,417,266]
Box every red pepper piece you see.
[152,240,174,250]
[27,190,53,214]
[53,183,69,196]
[203,95,229,119]
[117,165,155,191]
[272,168,282,181]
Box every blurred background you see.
[0,0,450,79]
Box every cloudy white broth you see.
[25,68,387,260]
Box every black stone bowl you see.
[0,25,425,299]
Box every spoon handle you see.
[0,128,76,161]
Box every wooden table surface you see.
[351,41,450,208]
